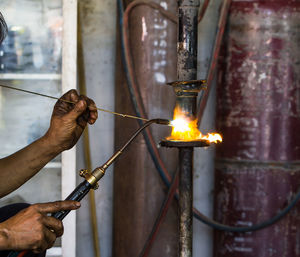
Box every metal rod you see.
[0,84,149,122]
[179,147,193,257]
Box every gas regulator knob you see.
[93,183,99,190]
[79,169,88,177]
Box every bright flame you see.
[167,107,222,143]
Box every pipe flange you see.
[160,139,210,148]
[166,80,207,96]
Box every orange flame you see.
[167,107,222,143]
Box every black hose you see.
[193,189,300,232]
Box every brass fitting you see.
[79,169,99,190]
[91,167,106,181]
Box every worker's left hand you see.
[44,89,98,151]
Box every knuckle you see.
[29,204,38,211]
[36,223,44,233]
[34,232,44,243]
[69,89,78,95]
[53,201,62,209]
[57,220,63,229]
[33,212,43,221]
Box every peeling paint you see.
[215,1,300,257]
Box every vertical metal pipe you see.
[177,0,199,81]
[176,0,200,117]
[179,147,194,257]
[176,1,199,257]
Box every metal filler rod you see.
[0,84,149,122]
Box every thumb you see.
[66,100,87,120]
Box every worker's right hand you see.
[0,200,80,253]
[45,89,98,152]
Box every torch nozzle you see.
[153,119,171,126]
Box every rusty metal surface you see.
[113,1,178,257]
[214,161,300,257]
[216,1,300,162]
[167,79,206,94]
[174,1,200,257]
[179,147,194,257]
[160,139,210,148]
[167,80,206,86]
[215,1,300,257]
[175,0,200,119]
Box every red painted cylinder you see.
[113,1,178,257]
[215,0,300,256]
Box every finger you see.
[88,110,97,124]
[77,115,88,129]
[66,100,88,120]
[34,201,81,214]
[88,104,97,111]
[77,95,93,124]
[88,116,97,125]
[43,227,57,250]
[70,91,80,103]
[60,89,79,102]
[80,95,97,113]
[88,106,98,123]
[43,216,64,237]
[87,99,98,118]
[53,90,79,117]
[31,228,55,254]
[81,97,98,124]
[79,94,93,105]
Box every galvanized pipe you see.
[178,147,194,257]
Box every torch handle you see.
[52,180,92,220]
[7,180,93,257]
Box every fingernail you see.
[75,202,81,207]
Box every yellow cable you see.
[78,5,101,257]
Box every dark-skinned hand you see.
[0,201,80,253]
[45,89,98,151]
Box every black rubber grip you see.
[52,181,92,220]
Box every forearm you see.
[0,135,62,198]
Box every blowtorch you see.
[8,118,171,257]
[53,118,170,219]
